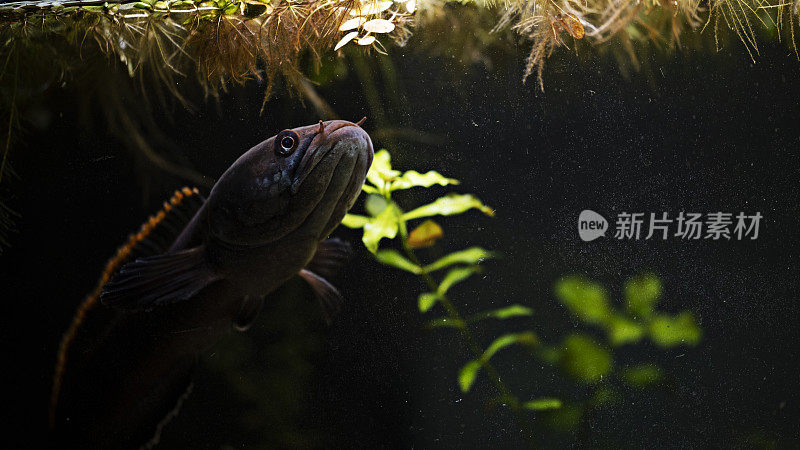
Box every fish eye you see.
[275,130,299,156]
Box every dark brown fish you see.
[49,120,373,448]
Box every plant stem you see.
[398,221,537,448]
[0,50,17,185]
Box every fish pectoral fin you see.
[305,238,352,280]
[233,295,264,332]
[298,269,342,324]
[100,246,221,310]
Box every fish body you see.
[50,120,373,448]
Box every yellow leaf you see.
[407,220,443,249]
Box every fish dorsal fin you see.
[50,187,204,429]
[134,187,206,258]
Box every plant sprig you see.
[342,149,557,444]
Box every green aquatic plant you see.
[533,274,702,438]
[341,149,564,442]
[342,151,704,445]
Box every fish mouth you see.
[290,121,370,194]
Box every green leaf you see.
[438,266,479,295]
[621,364,663,388]
[605,314,645,346]
[418,292,439,312]
[402,194,495,221]
[648,312,702,347]
[536,346,562,365]
[365,149,400,190]
[222,2,238,14]
[624,273,662,319]
[459,360,482,392]
[485,304,533,319]
[523,398,562,411]
[471,304,533,322]
[375,250,421,274]
[362,204,401,254]
[365,194,389,217]
[560,334,613,384]
[426,317,466,329]
[362,184,379,194]
[424,247,494,272]
[483,332,538,360]
[555,276,612,326]
[542,403,583,432]
[341,214,369,229]
[390,170,460,191]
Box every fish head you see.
[207,120,374,247]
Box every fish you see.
[49,119,374,449]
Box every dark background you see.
[2,33,799,448]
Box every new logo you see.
[578,210,608,242]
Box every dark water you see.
[3,37,799,448]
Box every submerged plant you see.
[487,0,800,88]
[342,149,704,445]
[0,0,796,98]
[0,0,414,101]
[341,149,554,440]
[536,274,702,438]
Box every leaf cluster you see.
[342,148,560,423]
[528,273,703,435]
